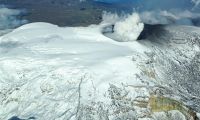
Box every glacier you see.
[0,16,200,119]
[0,2,200,119]
[0,21,148,119]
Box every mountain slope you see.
[0,22,200,120]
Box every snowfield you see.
[0,22,150,120]
[0,21,200,119]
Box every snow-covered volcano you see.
[0,14,200,120]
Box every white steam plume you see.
[102,12,144,41]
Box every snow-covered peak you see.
[0,22,200,120]
[0,22,148,119]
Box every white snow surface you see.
[1,20,200,120]
[0,22,151,119]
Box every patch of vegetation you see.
[149,96,183,112]
[149,96,198,120]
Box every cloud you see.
[192,0,200,7]
[139,10,200,25]
[0,6,27,30]
[95,0,200,26]
[101,9,200,42]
